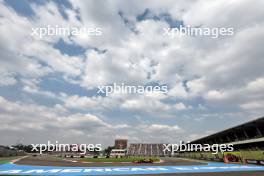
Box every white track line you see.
[10,156,28,164]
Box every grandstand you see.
[191,117,264,146]
[124,116,264,164]
[127,143,170,156]
[181,116,264,164]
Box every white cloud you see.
[205,90,228,101]
[0,96,186,145]
[246,78,264,93]
[0,0,264,145]
[241,100,264,110]
[168,82,188,98]
[148,124,182,132]
[0,71,17,86]
[186,78,206,96]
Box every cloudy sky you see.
[0,0,264,147]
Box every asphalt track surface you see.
[15,156,206,167]
[131,171,264,176]
[0,156,264,175]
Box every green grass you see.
[0,156,21,165]
[240,151,264,160]
[80,157,160,163]
[0,160,8,164]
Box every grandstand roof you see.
[191,116,264,144]
[227,137,264,145]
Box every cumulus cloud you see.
[0,96,185,145]
[0,0,264,145]
[0,71,17,86]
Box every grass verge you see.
[0,156,22,165]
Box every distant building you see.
[114,139,128,149]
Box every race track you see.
[0,156,264,175]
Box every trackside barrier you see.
[180,150,264,165]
